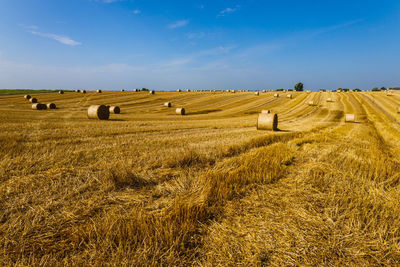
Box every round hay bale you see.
[257,113,278,131]
[176,89,181,92]
[286,94,292,99]
[186,89,191,92]
[176,108,185,115]
[81,90,86,94]
[58,90,64,94]
[149,90,155,95]
[47,103,56,109]
[109,106,120,114]
[88,105,110,120]
[120,89,125,92]
[274,93,279,97]
[345,114,355,122]
[308,101,315,106]
[75,89,81,93]
[261,110,271,114]
[164,102,171,107]
[387,92,393,96]
[326,98,333,102]
[29,98,38,103]
[32,103,47,110]
[24,95,31,100]
[255,91,259,96]
[97,89,102,93]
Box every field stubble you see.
[1,91,400,265]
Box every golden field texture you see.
[1,90,400,265]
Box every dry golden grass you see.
[1,90,400,265]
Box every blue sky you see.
[0,0,399,90]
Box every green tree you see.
[294,82,303,91]
[381,87,386,90]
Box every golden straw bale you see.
[274,93,279,97]
[87,105,110,120]
[257,113,278,131]
[24,95,31,100]
[286,94,292,98]
[32,103,47,110]
[29,98,38,103]
[109,106,120,114]
[345,114,355,122]
[58,90,64,94]
[176,108,185,115]
[164,102,171,107]
[47,103,56,109]
[261,110,271,114]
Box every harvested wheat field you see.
[2,90,400,265]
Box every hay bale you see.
[58,90,64,94]
[133,88,139,92]
[326,98,333,102]
[345,114,355,122]
[24,95,31,100]
[261,110,271,114]
[176,108,185,115]
[75,89,81,93]
[29,98,38,103]
[274,93,279,97]
[109,106,120,114]
[47,103,56,109]
[149,90,155,95]
[164,102,171,107]
[387,91,393,96]
[97,89,102,93]
[32,103,47,110]
[120,89,125,92]
[81,90,86,94]
[257,113,278,131]
[308,101,315,106]
[88,105,110,120]
[177,89,181,92]
[255,91,259,96]
[286,94,292,99]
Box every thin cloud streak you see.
[168,20,189,29]
[29,31,82,46]
[217,5,240,17]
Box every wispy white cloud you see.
[133,9,141,14]
[19,24,39,30]
[218,5,240,17]
[168,20,189,29]
[29,31,82,46]
[101,0,123,3]
[187,32,206,39]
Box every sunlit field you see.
[2,90,400,265]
